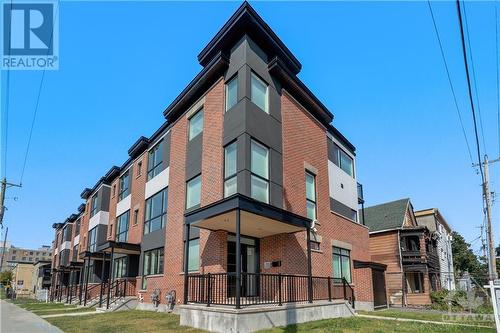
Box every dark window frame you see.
[333,246,352,283]
[144,189,168,235]
[186,175,202,209]
[119,170,130,201]
[147,140,164,181]
[188,109,204,141]
[305,171,317,221]
[250,139,270,203]
[225,75,238,112]
[90,194,98,217]
[224,141,237,198]
[116,210,130,242]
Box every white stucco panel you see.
[116,194,131,217]
[328,160,358,211]
[89,211,110,230]
[73,235,80,246]
[145,167,169,199]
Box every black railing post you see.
[99,253,106,308]
[66,271,71,302]
[278,273,282,306]
[235,209,241,309]
[207,273,211,307]
[342,278,347,301]
[78,265,84,305]
[183,223,190,304]
[306,226,313,303]
[106,247,114,309]
[328,276,332,302]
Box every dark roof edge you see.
[128,136,150,158]
[328,126,356,154]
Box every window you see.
[189,109,204,140]
[225,75,238,111]
[147,140,163,181]
[137,161,142,177]
[333,247,351,283]
[224,142,237,197]
[119,170,130,200]
[88,227,98,252]
[310,241,320,251]
[75,219,80,235]
[133,209,139,226]
[144,189,168,235]
[72,245,78,262]
[406,272,424,293]
[116,211,130,242]
[188,238,200,272]
[251,72,268,113]
[90,194,98,217]
[142,248,164,289]
[112,184,116,197]
[305,172,317,220]
[330,141,354,178]
[114,257,127,279]
[186,175,201,209]
[250,140,269,203]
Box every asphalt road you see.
[0,300,63,333]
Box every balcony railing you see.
[357,183,364,204]
[187,273,355,309]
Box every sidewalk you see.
[0,300,63,333]
[357,313,495,329]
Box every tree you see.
[451,231,488,286]
[0,271,12,286]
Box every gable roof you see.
[363,198,410,233]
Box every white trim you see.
[89,211,110,230]
[116,195,131,217]
[145,167,169,199]
[73,235,80,246]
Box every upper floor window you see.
[144,189,168,235]
[331,142,354,177]
[186,175,201,209]
[147,140,163,181]
[88,227,98,253]
[116,211,130,242]
[251,72,268,113]
[189,109,204,141]
[72,245,78,262]
[75,219,80,236]
[90,194,98,217]
[119,170,130,201]
[137,161,142,177]
[224,142,237,197]
[250,140,269,203]
[306,172,317,220]
[225,75,238,111]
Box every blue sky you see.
[0,1,498,254]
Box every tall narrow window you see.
[188,238,200,272]
[88,227,98,253]
[116,211,130,242]
[188,110,204,141]
[147,140,163,181]
[133,209,139,226]
[142,247,164,289]
[251,72,268,113]
[144,189,168,235]
[339,150,354,177]
[114,257,128,279]
[305,172,317,220]
[224,142,237,197]
[333,247,351,283]
[186,175,201,209]
[250,140,269,203]
[137,161,142,177]
[90,194,98,217]
[119,170,130,201]
[225,76,238,111]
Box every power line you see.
[496,3,500,157]
[462,1,488,155]
[426,0,474,165]
[456,0,485,183]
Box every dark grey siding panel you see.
[327,137,338,164]
[98,186,111,212]
[330,198,357,221]
[60,249,70,266]
[163,131,171,168]
[96,225,108,247]
[186,134,203,180]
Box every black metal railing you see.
[187,273,355,308]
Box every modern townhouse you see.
[49,2,386,331]
[415,208,455,290]
[364,198,441,307]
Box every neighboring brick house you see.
[364,198,441,307]
[415,208,455,290]
[49,2,385,329]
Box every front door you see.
[227,235,259,297]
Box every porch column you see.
[83,257,90,306]
[183,222,190,304]
[78,263,84,305]
[306,225,313,303]
[235,209,241,309]
[66,270,72,303]
[106,247,114,309]
[99,253,106,307]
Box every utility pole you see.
[0,177,21,227]
[475,155,500,281]
[0,227,8,272]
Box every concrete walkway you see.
[40,311,100,318]
[0,300,63,333]
[357,313,494,329]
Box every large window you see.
[306,172,317,220]
[75,218,80,236]
[90,194,98,217]
[189,109,204,141]
[188,238,200,272]
[250,140,269,203]
[147,140,163,181]
[333,247,351,283]
[114,257,127,279]
[142,248,164,289]
[331,141,354,177]
[251,72,268,113]
[225,75,238,111]
[88,227,98,253]
[406,272,424,293]
[224,142,237,197]
[119,170,130,200]
[186,175,201,209]
[144,189,168,235]
[116,211,130,242]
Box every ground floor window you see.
[333,246,351,283]
[114,257,128,279]
[142,248,164,289]
[188,238,200,272]
[406,272,424,293]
